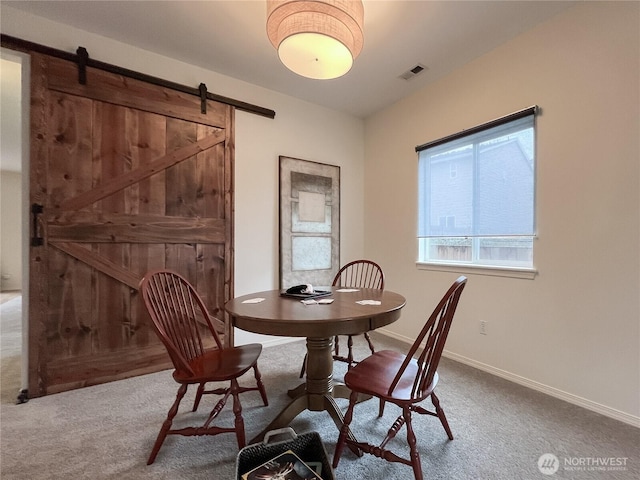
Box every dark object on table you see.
[281,284,332,299]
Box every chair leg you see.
[230,378,246,449]
[334,335,341,357]
[404,407,423,480]
[299,353,308,378]
[147,383,188,465]
[253,365,269,406]
[346,335,355,368]
[431,392,453,440]
[332,390,358,469]
[363,332,376,354]
[192,382,206,411]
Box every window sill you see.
[416,261,537,280]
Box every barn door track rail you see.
[1,34,276,119]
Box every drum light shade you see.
[266,0,364,80]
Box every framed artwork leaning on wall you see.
[279,156,340,289]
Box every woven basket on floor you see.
[235,428,334,480]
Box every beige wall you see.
[0,171,22,291]
[0,53,23,292]
[364,2,639,424]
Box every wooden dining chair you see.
[140,270,269,465]
[299,259,385,378]
[332,276,467,480]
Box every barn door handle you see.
[31,203,44,247]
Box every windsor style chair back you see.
[299,259,385,378]
[140,269,268,464]
[332,276,467,480]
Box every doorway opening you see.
[0,48,30,404]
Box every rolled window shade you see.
[418,107,537,238]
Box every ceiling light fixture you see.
[266,0,364,80]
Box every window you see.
[416,107,537,272]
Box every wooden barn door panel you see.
[28,53,234,397]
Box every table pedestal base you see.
[250,387,352,442]
[249,338,361,455]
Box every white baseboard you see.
[377,329,640,428]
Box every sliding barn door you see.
[28,53,234,396]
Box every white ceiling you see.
[3,0,575,119]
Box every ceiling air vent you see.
[399,64,427,81]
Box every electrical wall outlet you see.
[480,320,488,335]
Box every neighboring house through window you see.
[416,107,537,274]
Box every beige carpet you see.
[0,356,20,405]
[0,295,22,405]
[0,312,638,479]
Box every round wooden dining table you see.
[225,287,406,443]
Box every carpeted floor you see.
[0,300,638,479]
[0,295,22,405]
